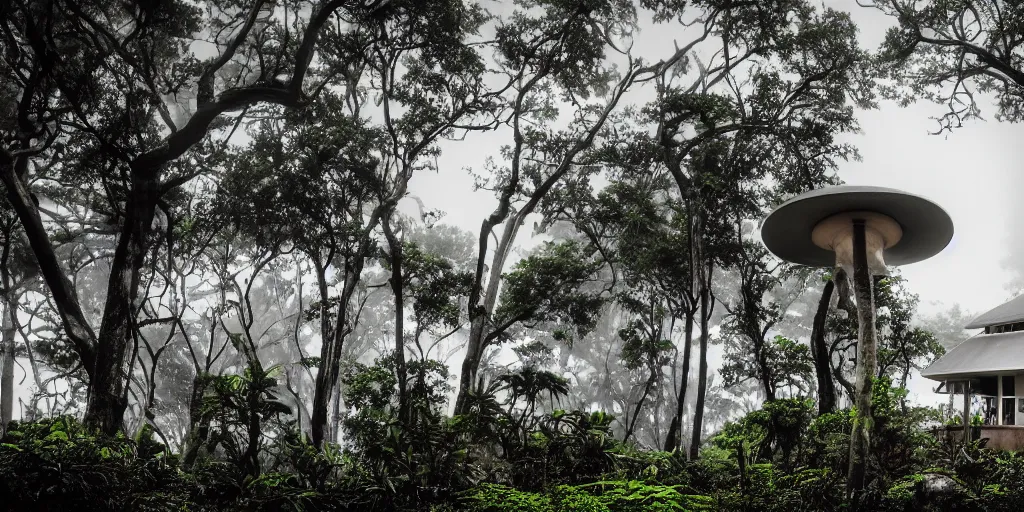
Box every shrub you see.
[459,483,553,512]
[711,398,815,469]
[578,479,709,512]
[550,485,610,512]
[877,471,979,512]
[0,417,189,511]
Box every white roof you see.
[921,331,1024,381]
[965,294,1024,329]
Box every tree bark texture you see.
[309,197,398,446]
[86,173,159,434]
[382,214,408,425]
[182,374,211,467]
[664,312,694,452]
[847,220,878,498]
[755,333,775,402]
[690,271,712,459]
[811,279,837,414]
[740,257,776,403]
[310,251,374,447]
[1,296,14,431]
[454,213,520,416]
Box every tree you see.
[538,162,697,447]
[0,204,40,432]
[218,93,386,446]
[874,276,947,391]
[915,303,976,350]
[640,2,870,456]
[0,0,399,434]
[809,273,838,414]
[452,0,648,415]
[294,0,495,448]
[617,299,675,443]
[867,0,1024,133]
[194,0,495,446]
[401,224,477,363]
[503,1,872,452]
[719,235,812,402]
[381,220,474,425]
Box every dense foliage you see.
[4,378,1024,511]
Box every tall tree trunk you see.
[0,5,347,434]
[0,227,15,431]
[755,333,775,402]
[182,374,210,466]
[741,255,775,403]
[455,213,520,415]
[664,312,694,452]
[847,220,878,498]
[624,369,658,443]
[245,375,261,477]
[310,250,373,447]
[651,391,665,447]
[310,201,392,447]
[330,374,342,443]
[312,301,347,447]
[811,279,837,414]
[0,155,98,389]
[86,176,159,434]
[383,214,408,425]
[1,295,14,432]
[690,272,712,459]
[453,70,637,415]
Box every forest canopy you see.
[0,0,1018,511]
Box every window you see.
[979,376,998,396]
[1005,375,1016,397]
[982,396,998,425]
[948,381,969,394]
[988,322,1024,333]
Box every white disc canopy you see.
[760,185,954,274]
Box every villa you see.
[922,294,1024,450]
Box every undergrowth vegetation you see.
[4,374,1024,511]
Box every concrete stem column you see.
[847,219,878,497]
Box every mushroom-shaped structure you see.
[759,185,953,496]
[761,185,954,274]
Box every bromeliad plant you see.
[198,333,292,478]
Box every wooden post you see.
[847,219,878,498]
[963,380,971,443]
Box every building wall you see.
[933,426,1024,451]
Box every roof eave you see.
[922,368,1024,382]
